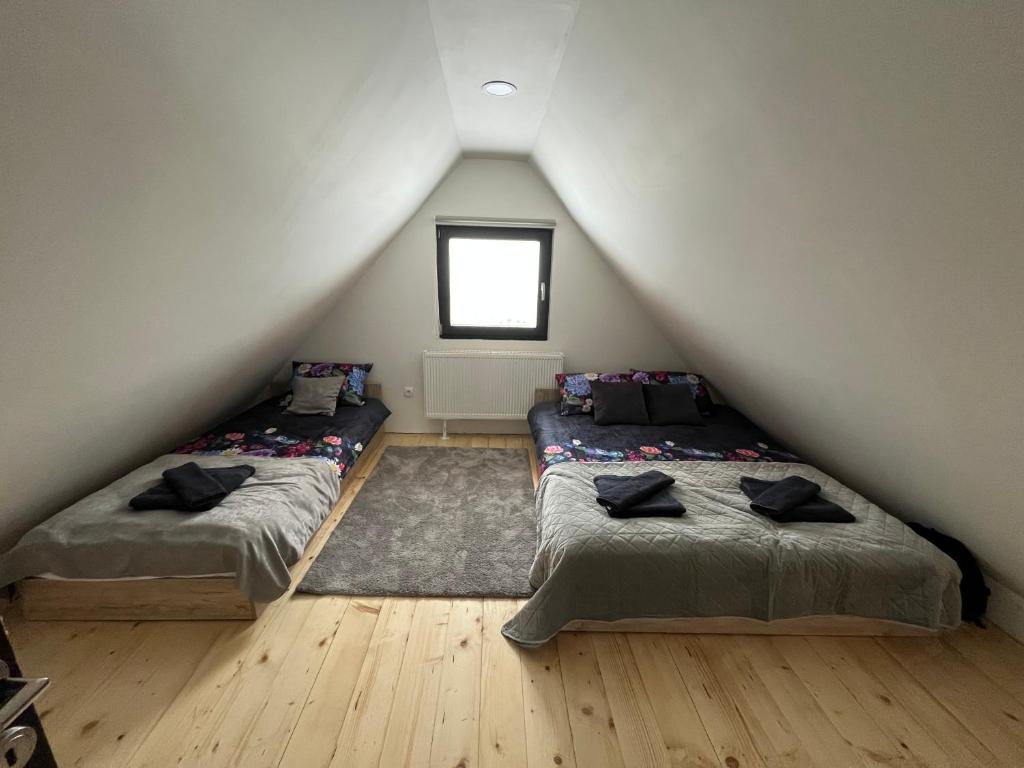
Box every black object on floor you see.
[594,470,684,517]
[909,522,990,625]
[0,617,59,768]
[739,476,855,523]
[130,463,255,511]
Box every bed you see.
[502,390,962,645]
[4,384,389,620]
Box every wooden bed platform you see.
[17,384,388,621]
[564,615,937,637]
[529,387,943,638]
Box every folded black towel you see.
[607,488,685,518]
[130,464,255,512]
[594,471,684,517]
[739,476,854,523]
[162,462,230,509]
[747,475,821,515]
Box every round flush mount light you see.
[482,80,517,97]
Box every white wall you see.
[0,1,458,551]
[534,1,1024,602]
[296,158,684,433]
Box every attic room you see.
[0,0,1021,765]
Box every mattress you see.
[0,455,341,602]
[502,461,962,646]
[174,396,391,477]
[528,401,800,473]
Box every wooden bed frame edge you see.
[563,615,939,637]
[535,387,560,405]
[18,383,388,622]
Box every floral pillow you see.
[281,361,373,407]
[630,369,714,415]
[555,372,631,416]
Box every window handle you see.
[540,282,546,302]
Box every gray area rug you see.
[298,446,537,597]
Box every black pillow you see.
[591,381,649,425]
[643,384,704,426]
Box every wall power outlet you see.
[403,386,414,398]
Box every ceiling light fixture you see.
[482,80,517,97]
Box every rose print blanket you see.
[528,401,799,473]
[174,396,391,479]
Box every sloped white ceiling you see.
[0,0,458,548]
[532,1,1024,594]
[428,0,578,155]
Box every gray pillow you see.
[643,383,704,426]
[285,375,344,416]
[591,380,649,426]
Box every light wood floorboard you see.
[7,432,1024,767]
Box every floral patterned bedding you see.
[174,397,391,478]
[529,401,799,473]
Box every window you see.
[436,224,553,340]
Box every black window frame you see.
[436,224,553,341]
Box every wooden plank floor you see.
[7,433,1024,767]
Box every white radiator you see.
[423,350,564,422]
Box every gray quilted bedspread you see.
[502,461,961,646]
[0,455,340,602]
